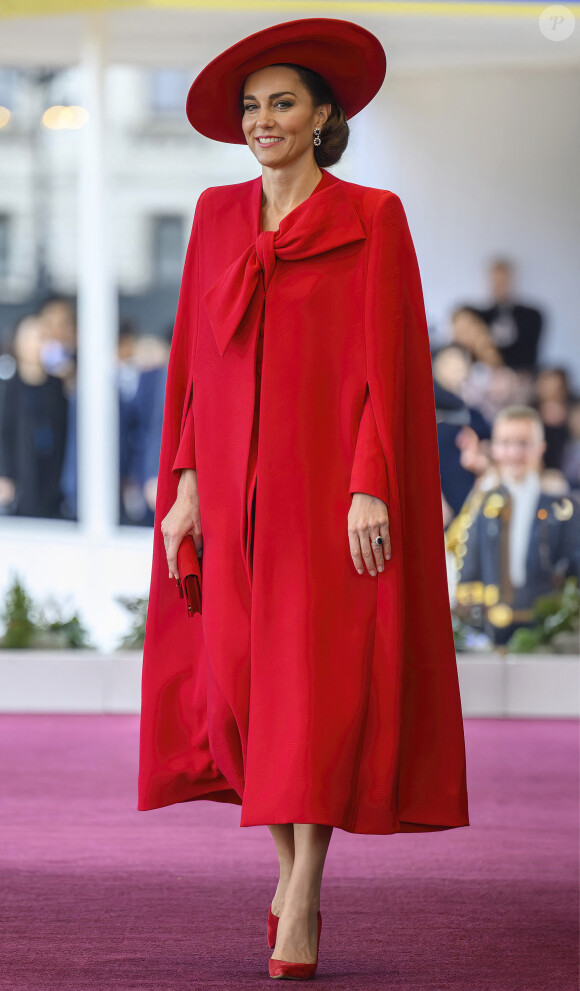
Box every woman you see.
[138,18,469,980]
[0,314,68,519]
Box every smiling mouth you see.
[255,136,284,145]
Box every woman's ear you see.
[316,103,332,127]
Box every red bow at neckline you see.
[202,174,367,357]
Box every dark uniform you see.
[446,480,580,645]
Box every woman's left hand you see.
[348,493,391,576]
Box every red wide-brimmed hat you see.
[186,18,387,144]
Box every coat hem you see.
[239,812,470,835]
[137,786,242,813]
[138,786,469,835]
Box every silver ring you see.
[371,535,383,546]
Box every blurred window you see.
[152,215,184,285]
[0,67,79,523]
[149,69,189,115]
[0,68,18,109]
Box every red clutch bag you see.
[175,534,202,617]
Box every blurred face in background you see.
[486,366,533,409]
[13,316,45,368]
[568,402,580,440]
[39,301,77,352]
[535,369,569,427]
[118,332,138,363]
[491,417,545,482]
[432,345,471,393]
[490,263,513,303]
[38,301,77,378]
[535,369,568,403]
[451,309,502,367]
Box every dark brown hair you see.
[240,62,349,168]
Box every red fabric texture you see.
[173,371,388,505]
[137,168,470,834]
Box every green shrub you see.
[0,573,93,649]
[506,577,579,654]
[115,594,149,650]
[0,575,37,647]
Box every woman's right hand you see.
[161,468,203,580]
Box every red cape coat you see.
[137,167,470,835]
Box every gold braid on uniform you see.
[446,489,495,608]
[445,488,485,571]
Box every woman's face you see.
[13,317,44,364]
[241,65,330,169]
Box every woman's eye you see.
[243,101,292,112]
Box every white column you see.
[77,11,119,538]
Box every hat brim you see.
[186,17,387,144]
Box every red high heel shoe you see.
[268,910,322,980]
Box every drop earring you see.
[313,127,321,147]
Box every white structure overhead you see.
[0,4,579,72]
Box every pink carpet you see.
[0,715,577,990]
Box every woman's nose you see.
[256,111,274,128]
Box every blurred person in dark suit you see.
[446,406,579,646]
[117,321,142,525]
[58,387,78,520]
[431,344,492,522]
[472,258,544,373]
[0,314,68,518]
[37,295,77,396]
[117,328,170,526]
[562,401,580,494]
[38,295,78,520]
[131,334,170,526]
[142,358,170,517]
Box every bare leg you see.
[267,824,295,916]
[271,823,333,963]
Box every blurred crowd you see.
[434,259,579,520]
[0,258,579,644]
[436,259,579,646]
[0,296,171,525]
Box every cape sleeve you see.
[165,192,206,479]
[172,402,196,473]
[364,189,448,595]
[365,191,469,828]
[349,383,390,506]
